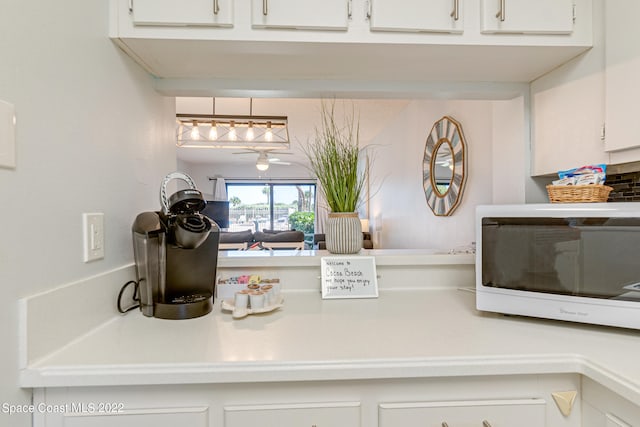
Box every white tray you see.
[221,295,284,319]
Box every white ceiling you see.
[175,97,412,168]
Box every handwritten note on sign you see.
[321,256,379,299]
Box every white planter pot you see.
[325,212,362,254]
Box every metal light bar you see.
[176,114,290,150]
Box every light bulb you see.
[190,121,200,140]
[265,121,273,141]
[256,152,270,171]
[246,121,255,141]
[209,122,218,140]
[229,121,237,141]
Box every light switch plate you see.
[83,213,104,262]
[0,99,16,169]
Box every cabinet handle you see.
[347,0,352,19]
[450,0,459,21]
[262,0,268,16]
[443,420,491,426]
[128,0,133,13]
[495,0,505,21]
[213,0,220,15]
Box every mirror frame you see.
[422,116,467,216]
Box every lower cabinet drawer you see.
[62,406,209,427]
[224,401,361,427]
[379,399,546,427]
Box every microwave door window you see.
[482,218,580,295]
[481,217,640,300]
[581,225,640,300]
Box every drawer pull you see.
[450,0,459,21]
[442,421,491,426]
[495,0,505,21]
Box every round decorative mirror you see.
[422,116,467,216]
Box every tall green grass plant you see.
[304,102,367,213]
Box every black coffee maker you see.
[132,172,220,319]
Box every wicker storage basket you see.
[546,184,613,203]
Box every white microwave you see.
[476,203,640,330]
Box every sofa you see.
[313,232,373,250]
[219,229,305,250]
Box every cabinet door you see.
[251,0,349,30]
[131,0,233,27]
[224,402,360,427]
[604,0,640,152]
[369,0,463,34]
[62,407,209,427]
[379,399,546,427]
[531,71,607,176]
[480,0,574,34]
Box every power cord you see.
[117,280,140,314]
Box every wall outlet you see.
[82,213,104,262]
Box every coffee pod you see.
[261,285,274,305]
[234,291,249,310]
[249,291,265,310]
[270,281,282,299]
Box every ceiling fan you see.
[232,149,292,171]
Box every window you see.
[226,181,316,244]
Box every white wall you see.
[0,2,176,425]
[368,100,493,249]
[492,96,526,204]
[368,98,527,249]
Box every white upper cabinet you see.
[481,0,574,34]
[604,0,640,153]
[131,0,233,27]
[110,0,592,88]
[369,0,464,34]
[251,0,349,30]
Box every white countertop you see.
[20,287,640,406]
[217,248,475,268]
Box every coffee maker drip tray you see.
[154,292,213,320]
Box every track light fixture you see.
[176,98,289,150]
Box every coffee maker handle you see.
[160,172,198,214]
